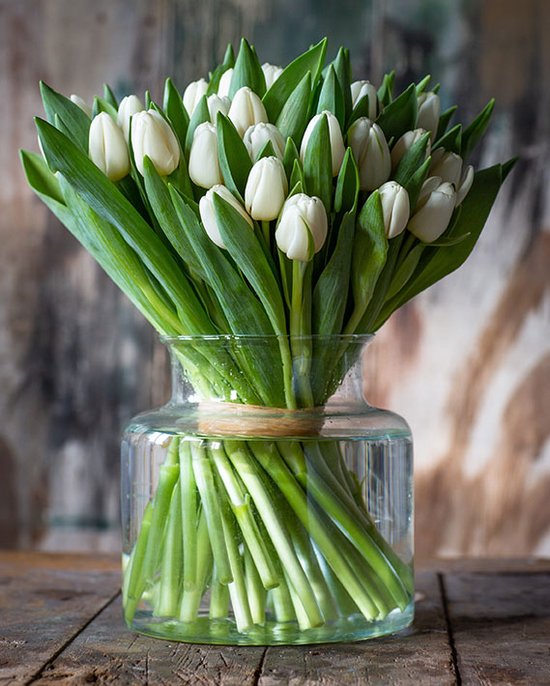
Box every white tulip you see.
[199,185,253,249]
[300,111,345,177]
[228,87,268,136]
[350,80,379,120]
[378,181,410,239]
[262,62,283,89]
[243,122,286,161]
[456,164,474,205]
[183,78,208,116]
[88,112,130,181]
[188,122,223,189]
[117,94,144,140]
[347,117,391,191]
[276,193,328,261]
[429,148,463,187]
[70,94,92,117]
[244,156,288,221]
[408,177,456,242]
[391,128,431,169]
[416,91,440,142]
[131,110,180,176]
[206,94,231,123]
[217,68,234,98]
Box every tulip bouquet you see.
[22,38,512,643]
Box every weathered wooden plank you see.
[0,552,120,686]
[31,597,265,686]
[444,570,550,685]
[257,571,454,686]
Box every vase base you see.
[125,602,414,646]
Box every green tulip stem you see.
[179,509,213,622]
[156,480,183,617]
[290,260,314,407]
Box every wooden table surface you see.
[0,553,549,685]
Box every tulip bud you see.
[347,117,391,191]
[429,148,463,187]
[199,185,253,249]
[350,80,379,120]
[188,122,224,189]
[300,111,345,177]
[262,62,283,89]
[378,182,410,239]
[243,122,286,160]
[391,128,431,169]
[244,156,288,221]
[131,110,180,176]
[408,177,456,242]
[228,87,268,136]
[183,78,208,116]
[217,68,234,98]
[456,164,474,205]
[206,94,231,123]
[117,94,145,140]
[416,91,440,142]
[88,112,130,181]
[70,94,92,117]
[275,194,328,261]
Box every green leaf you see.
[377,71,395,107]
[216,113,252,200]
[332,47,352,124]
[103,84,118,108]
[35,117,214,335]
[256,139,277,161]
[316,65,345,129]
[163,78,189,150]
[184,94,210,155]
[230,38,266,98]
[426,230,471,247]
[385,244,424,300]
[436,105,457,141]
[502,156,518,181]
[212,194,286,335]
[404,155,431,211]
[20,150,64,204]
[302,113,332,212]
[283,137,300,179]
[350,192,388,322]
[376,83,418,141]
[92,96,118,119]
[461,99,495,160]
[263,38,327,122]
[334,147,359,213]
[393,131,431,186]
[223,43,235,68]
[289,159,305,190]
[415,75,431,94]
[375,165,504,327]
[347,94,374,129]
[433,123,462,154]
[39,81,91,151]
[275,71,312,143]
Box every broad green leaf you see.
[376,83,418,141]
[302,113,332,212]
[502,156,518,181]
[263,38,327,122]
[316,65,345,128]
[349,191,388,328]
[103,84,118,108]
[223,42,235,67]
[163,78,189,149]
[92,96,117,119]
[393,131,431,186]
[334,147,359,213]
[375,165,503,328]
[415,75,431,94]
[216,113,252,200]
[184,94,210,155]
[377,71,395,106]
[35,117,214,335]
[39,81,90,151]
[275,71,312,144]
[404,155,431,211]
[331,47,352,124]
[427,230,471,247]
[461,99,495,160]
[212,194,286,335]
[20,150,64,204]
[256,139,277,161]
[385,243,424,300]
[436,105,457,141]
[230,38,266,97]
[433,123,462,154]
[283,137,300,179]
[347,94,373,129]
[289,160,305,191]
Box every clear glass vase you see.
[121,335,414,645]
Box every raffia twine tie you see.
[197,401,325,438]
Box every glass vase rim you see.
[160,333,375,345]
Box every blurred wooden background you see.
[0,0,548,558]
